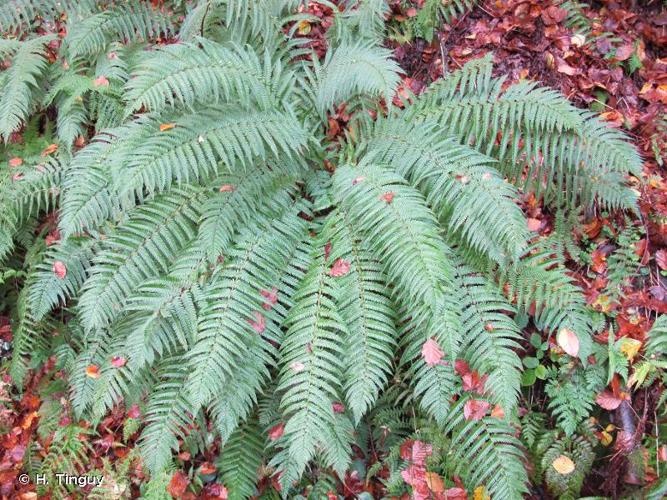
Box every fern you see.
[0,1,643,498]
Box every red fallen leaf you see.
[260,287,278,310]
[656,249,667,271]
[443,487,467,500]
[41,143,58,156]
[463,399,490,421]
[557,327,580,357]
[8,157,22,167]
[159,122,176,132]
[93,75,109,87]
[127,404,141,419]
[454,359,470,376]
[614,43,634,61]
[421,338,444,366]
[380,191,395,204]
[351,176,365,185]
[541,5,567,25]
[203,483,228,499]
[9,444,26,462]
[326,491,337,500]
[557,60,578,76]
[12,172,24,181]
[167,470,189,498]
[85,364,101,379]
[248,311,266,334]
[45,229,61,246]
[527,218,541,231]
[329,258,350,277]
[491,404,505,418]
[219,184,235,192]
[324,241,332,261]
[332,401,345,413]
[406,7,417,17]
[658,445,667,462]
[596,390,623,410]
[52,260,67,279]
[200,462,216,474]
[111,356,126,368]
[399,439,432,464]
[268,422,285,441]
[462,370,488,394]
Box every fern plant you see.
[0,0,643,497]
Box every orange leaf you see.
[329,258,350,277]
[85,365,101,379]
[527,218,541,231]
[219,184,235,192]
[552,455,575,475]
[159,122,176,132]
[557,327,579,357]
[41,143,58,157]
[8,157,22,167]
[425,472,444,493]
[167,470,189,498]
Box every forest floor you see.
[0,0,666,498]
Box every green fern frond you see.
[445,398,528,498]
[217,416,265,500]
[65,1,175,59]
[78,187,208,332]
[313,43,401,114]
[0,35,55,141]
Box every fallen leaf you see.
[443,488,467,500]
[289,361,305,372]
[111,356,126,368]
[655,249,667,270]
[268,422,285,441]
[380,191,395,204]
[85,365,101,379]
[247,311,266,334]
[352,176,365,185]
[12,173,24,181]
[41,143,58,156]
[200,462,216,475]
[127,404,141,419]
[473,485,490,500]
[93,75,109,87]
[557,327,579,357]
[527,218,541,231]
[332,401,345,414]
[596,390,623,410]
[219,184,235,192]
[297,20,311,35]
[167,470,189,498]
[490,404,505,419]
[552,455,575,475]
[614,43,634,61]
[557,60,578,76]
[463,399,490,421]
[8,157,22,167]
[260,287,278,310]
[52,260,67,279]
[619,338,642,361]
[329,258,350,277]
[571,34,586,47]
[159,122,176,132]
[424,472,444,493]
[421,338,444,366]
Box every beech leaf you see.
[557,327,579,357]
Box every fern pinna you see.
[0,0,642,498]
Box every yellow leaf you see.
[619,338,642,361]
[159,122,176,132]
[473,485,490,500]
[297,20,311,35]
[552,455,575,475]
[600,430,613,446]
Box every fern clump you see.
[0,0,643,498]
